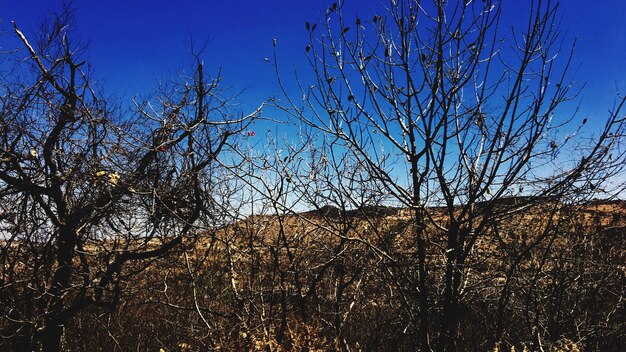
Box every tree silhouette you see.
[0,10,266,351]
[272,0,625,350]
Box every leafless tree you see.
[0,11,266,351]
[271,0,625,350]
[2,2,624,351]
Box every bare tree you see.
[0,11,266,351]
[272,0,625,350]
[2,2,624,351]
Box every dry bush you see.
[53,200,626,351]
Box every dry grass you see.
[3,200,624,351]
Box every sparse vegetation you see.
[54,201,625,351]
[1,1,625,351]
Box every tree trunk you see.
[40,226,76,352]
[438,223,459,352]
[40,325,63,352]
[417,233,429,351]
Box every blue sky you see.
[2,0,626,125]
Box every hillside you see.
[44,199,625,351]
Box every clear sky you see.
[2,0,626,126]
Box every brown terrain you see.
[41,198,624,351]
